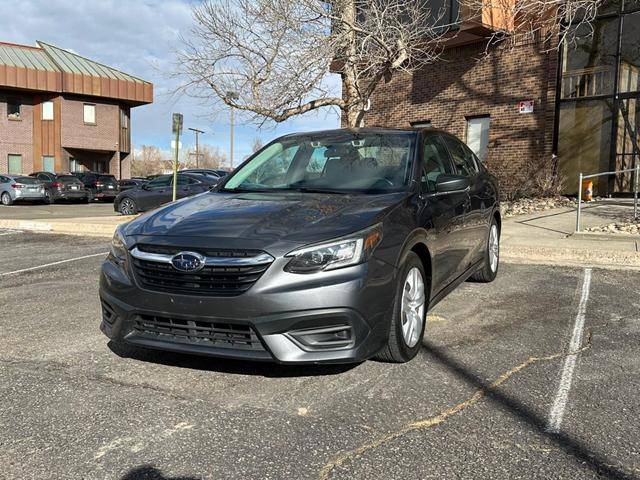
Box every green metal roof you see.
[0,43,59,71]
[37,42,147,84]
[0,41,148,84]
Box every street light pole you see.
[188,127,205,168]
[227,91,239,169]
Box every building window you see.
[42,101,54,120]
[410,120,432,129]
[84,104,96,124]
[69,158,81,172]
[7,101,21,120]
[8,154,22,174]
[466,116,490,161]
[42,156,55,173]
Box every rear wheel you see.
[1,192,13,206]
[376,252,427,363]
[470,218,500,283]
[119,197,138,215]
[43,190,53,204]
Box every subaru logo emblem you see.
[171,251,205,273]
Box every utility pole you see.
[171,113,183,202]
[227,91,239,169]
[188,127,205,168]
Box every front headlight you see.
[284,224,382,274]
[109,226,128,262]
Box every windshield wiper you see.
[288,187,350,194]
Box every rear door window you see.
[421,134,453,192]
[147,176,172,188]
[442,135,478,177]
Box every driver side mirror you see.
[435,174,470,193]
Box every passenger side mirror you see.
[435,174,470,193]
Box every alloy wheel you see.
[489,224,499,273]
[1,193,10,205]
[400,267,426,348]
[120,198,135,215]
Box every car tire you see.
[1,192,13,206]
[43,190,53,204]
[376,251,428,363]
[119,197,138,215]
[85,191,94,203]
[470,217,500,283]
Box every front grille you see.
[131,257,271,296]
[133,314,266,351]
[131,245,272,297]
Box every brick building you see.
[0,41,153,179]
[362,1,640,196]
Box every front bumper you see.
[99,253,396,364]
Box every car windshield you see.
[223,132,416,194]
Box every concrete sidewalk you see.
[501,201,639,268]
[0,215,133,237]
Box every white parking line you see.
[547,267,592,434]
[0,252,108,277]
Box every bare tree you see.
[177,0,448,127]
[251,137,264,153]
[176,0,602,128]
[459,0,603,51]
[131,145,164,177]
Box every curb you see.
[0,219,123,237]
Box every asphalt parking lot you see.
[1,230,639,480]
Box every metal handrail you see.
[576,165,639,232]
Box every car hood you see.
[125,190,406,248]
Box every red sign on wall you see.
[518,100,534,114]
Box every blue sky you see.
[0,0,342,166]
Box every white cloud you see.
[0,0,341,162]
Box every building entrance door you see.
[613,95,640,192]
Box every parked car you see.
[73,172,120,201]
[113,173,216,215]
[29,172,87,203]
[118,178,147,192]
[0,174,46,205]
[100,128,500,364]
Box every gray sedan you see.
[0,174,46,205]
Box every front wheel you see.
[376,252,428,363]
[470,218,500,283]
[119,197,138,215]
[1,192,13,206]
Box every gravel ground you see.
[500,196,576,218]
[585,212,640,235]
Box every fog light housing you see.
[286,325,354,351]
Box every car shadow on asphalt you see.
[420,342,635,480]
[107,341,360,378]
[120,465,200,480]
